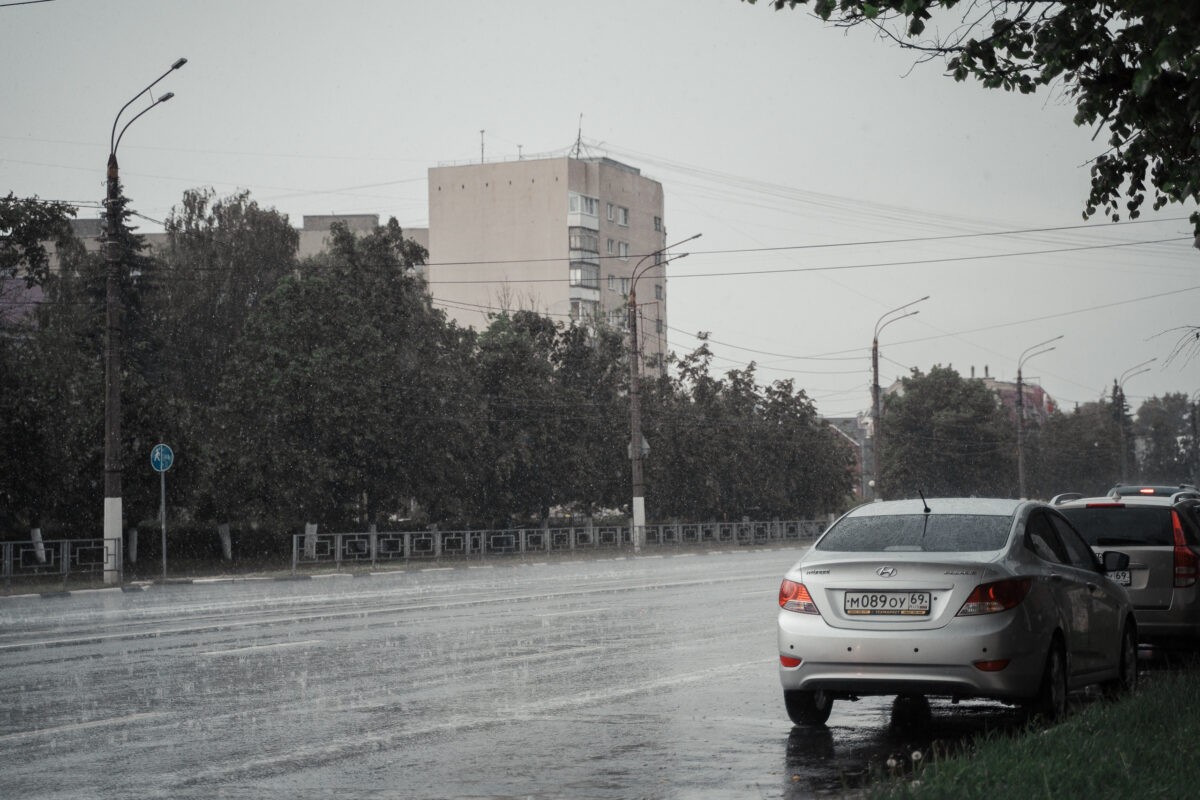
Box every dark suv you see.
[1052,488,1200,651]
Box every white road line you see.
[0,712,167,743]
[536,609,610,618]
[199,639,323,657]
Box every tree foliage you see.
[2,189,858,547]
[880,365,1014,497]
[643,346,853,519]
[748,0,1200,234]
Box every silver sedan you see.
[777,497,1137,725]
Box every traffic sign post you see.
[151,444,174,580]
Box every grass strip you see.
[868,669,1200,799]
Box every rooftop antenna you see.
[517,144,523,160]
[572,113,583,158]
[918,489,931,514]
[480,129,485,163]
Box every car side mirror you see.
[1101,551,1130,573]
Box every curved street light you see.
[103,58,186,584]
[1113,358,1156,483]
[871,296,929,500]
[627,233,701,552]
[1015,335,1063,498]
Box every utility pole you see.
[1016,336,1062,498]
[1115,358,1155,483]
[103,58,186,584]
[870,296,928,500]
[627,234,700,552]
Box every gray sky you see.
[5,0,1197,416]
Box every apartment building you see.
[425,155,669,371]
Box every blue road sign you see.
[151,443,174,473]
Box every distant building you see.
[26,153,671,371]
[425,155,669,372]
[296,214,428,266]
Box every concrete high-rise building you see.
[426,155,669,371]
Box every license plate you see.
[1109,570,1132,586]
[844,591,931,616]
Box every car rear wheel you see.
[784,689,833,726]
[1103,623,1138,698]
[1029,640,1067,722]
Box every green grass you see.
[868,668,1200,799]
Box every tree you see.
[0,193,75,286]
[1028,402,1121,496]
[748,1,1200,235]
[642,346,853,519]
[208,219,466,533]
[1135,393,1192,483]
[880,365,1014,497]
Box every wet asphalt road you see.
[0,548,1033,799]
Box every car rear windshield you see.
[1058,506,1173,546]
[815,514,1012,552]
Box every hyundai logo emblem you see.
[876,566,897,578]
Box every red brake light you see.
[779,655,803,668]
[1172,511,1198,588]
[1086,502,1125,508]
[972,658,1011,672]
[957,578,1032,616]
[1138,488,1156,495]
[779,580,820,614]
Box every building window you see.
[620,277,630,294]
[608,308,626,330]
[570,262,600,289]
[607,202,615,221]
[569,228,599,252]
[618,241,630,260]
[607,238,615,255]
[655,318,664,334]
[569,192,598,215]
[655,284,663,300]
[571,299,598,322]
[653,216,662,232]
[608,274,616,291]
[618,206,629,226]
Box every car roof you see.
[1110,483,1198,497]
[1052,489,1200,507]
[848,497,1028,517]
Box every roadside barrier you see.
[1,538,122,590]
[291,519,826,573]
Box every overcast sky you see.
[5,0,1198,418]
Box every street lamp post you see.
[103,58,186,584]
[871,296,929,500]
[1015,335,1063,498]
[1114,358,1156,483]
[627,233,701,553]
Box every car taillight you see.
[780,655,802,668]
[1172,511,1198,588]
[956,578,1032,616]
[779,580,820,614]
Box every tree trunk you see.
[303,522,318,560]
[30,527,46,564]
[217,522,232,561]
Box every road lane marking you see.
[199,639,323,656]
[0,712,167,743]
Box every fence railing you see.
[291,519,827,573]
[2,538,122,589]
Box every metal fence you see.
[291,519,827,573]
[1,538,122,589]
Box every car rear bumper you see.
[778,611,1046,700]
